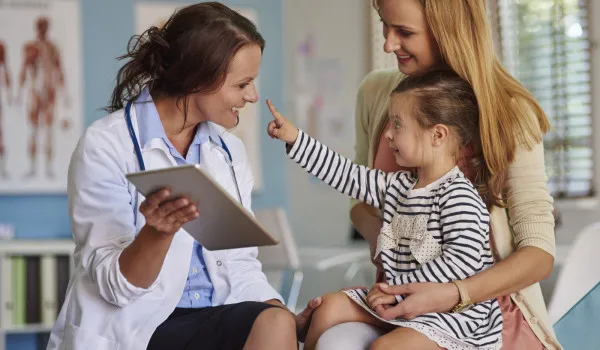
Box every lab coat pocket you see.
[63,323,118,350]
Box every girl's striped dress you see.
[288,130,502,350]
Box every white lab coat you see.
[47,107,282,350]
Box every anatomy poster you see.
[135,2,263,191]
[0,0,83,193]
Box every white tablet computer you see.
[126,164,279,250]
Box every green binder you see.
[11,256,26,326]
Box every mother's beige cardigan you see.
[351,69,561,349]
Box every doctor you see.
[47,3,320,350]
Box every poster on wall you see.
[294,33,351,185]
[0,0,83,193]
[135,2,263,192]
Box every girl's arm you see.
[286,129,396,210]
[267,100,396,210]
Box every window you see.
[496,0,594,198]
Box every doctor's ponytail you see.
[137,26,169,78]
[105,27,168,112]
[105,2,265,113]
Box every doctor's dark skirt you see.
[146,301,280,350]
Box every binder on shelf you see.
[41,255,58,326]
[0,256,13,329]
[25,255,41,324]
[56,255,70,311]
[0,238,75,341]
[11,256,26,326]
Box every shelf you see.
[0,239,74,256]
[1,324,53,334]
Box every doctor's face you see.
[192,44,261,129]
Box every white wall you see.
[283,0,369,247]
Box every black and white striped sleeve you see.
[391,182,490,287]
[287,129,395,209]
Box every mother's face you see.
[378,0,443,76]
[192,44,261,129]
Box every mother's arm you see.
[378,142,556,319]
[466,140,555,302]
[350,70,383,247]
[350,203,383,247]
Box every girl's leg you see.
[304,292,390,350]
[369,327,443,350]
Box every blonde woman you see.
[315,0,561,349]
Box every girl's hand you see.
[266,99,299,144]
[366,283,397,310]
[139,188,199,236]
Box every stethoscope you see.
[125,101,243,205]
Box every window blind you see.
[496,0,594,198]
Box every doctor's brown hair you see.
[106,2,265,113]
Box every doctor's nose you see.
[244,84,259,104]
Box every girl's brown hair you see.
[106,2,265,116]
[393,70,500,208]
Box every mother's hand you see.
[375,282,460,320]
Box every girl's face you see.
[378,0,443,76]
[384,93,433,168]
[191,44,261,129]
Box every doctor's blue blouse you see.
[135,88,215,308]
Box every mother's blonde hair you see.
[375,0,550,206]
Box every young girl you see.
[267,70,502,350]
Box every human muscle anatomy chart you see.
[0,0,82,193]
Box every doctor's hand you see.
[295,296,322,342]
[139,188,199,236]
[266,99,299,144]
